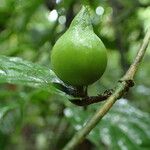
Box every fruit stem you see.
[76,86,87,97]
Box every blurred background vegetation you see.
[0,0,150,150]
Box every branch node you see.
[119,79,134,87]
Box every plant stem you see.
[123,28,150,80]
[63,28,150,150]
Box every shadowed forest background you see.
[0,0,150,150]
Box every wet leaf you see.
[0,55,65,95]
[64,99,150,149]
[0,104,21,134]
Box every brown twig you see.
[63,28,150,150]
[69,89,113,106]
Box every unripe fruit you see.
[51,6,107,86]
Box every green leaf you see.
[64,99,150,149]
[0,104,21,134]
[0,55,65,95]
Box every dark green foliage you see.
[0,0,150,149]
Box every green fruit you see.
[51,6,107,86]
